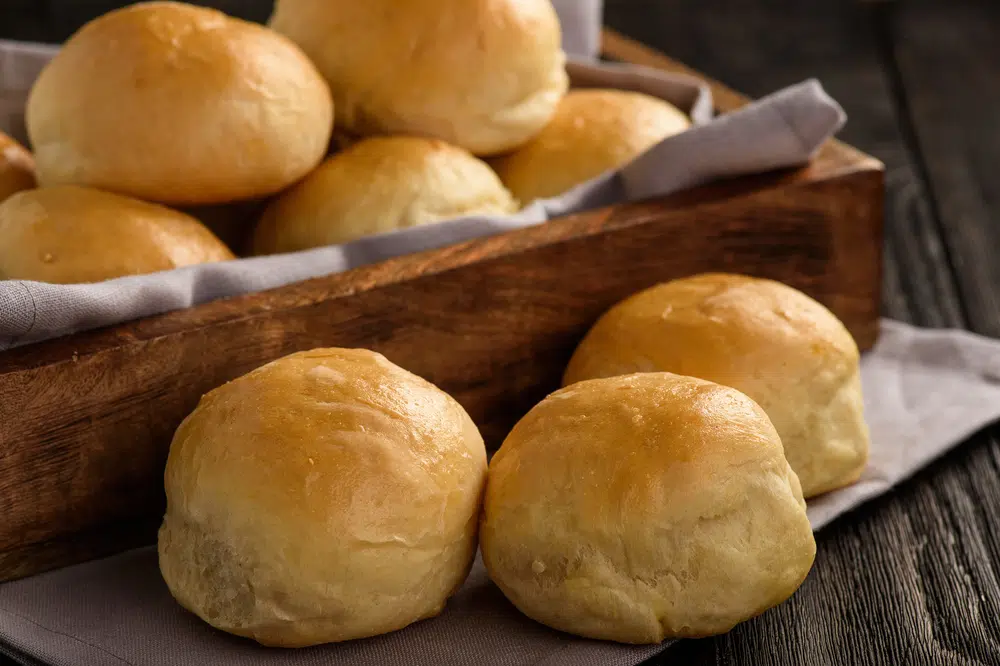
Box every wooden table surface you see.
[2,1,1000,664]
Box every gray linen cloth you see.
[0,41,843,349]
[6,4,1000,665]
[1,320,1000,666]
[552,0,603,60]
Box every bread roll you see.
[158,348,488,647]
[269,0,568,156]
[563,273,870,498]
[481,372,816,643]
[0,131,35,203]
[26,1,334,206]
[253,136,517,255]
[0,185,234,284]
[491,90,690,204]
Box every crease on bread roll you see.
[0,185,234,284]
[491,89,691,205]
[481,372,816,643]
[563,273,870,498]
[268,0,568,156]
[252,136,517,255]
[0,131,35,204]
[158,348,488,647]
[26,1,334,206]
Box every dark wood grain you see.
[601,1,1000,665]
[888,0,1000,337]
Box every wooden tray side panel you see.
[0,166,883,580]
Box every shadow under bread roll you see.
[563,273,870,498]
[481,372,816,643]
[158,348,488,647]
[26,1,334,206]
[181,199,271,257]
[0,130,35,204]
[491,89,691,206]
[0,185,234,284]
[252,136,517,255]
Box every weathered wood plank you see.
[602,1,999,664]
[889,0,1000,338]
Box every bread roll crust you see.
[481,372,816,643]
[158,348,488,647]
[269,0,568,156]
[563,273,870,497]
[491,89,691,204]
[0,185,233,284]
[0,131,35,203]
[253,136,517,255]
[27,1,334,205]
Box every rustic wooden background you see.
[1,0,999,664]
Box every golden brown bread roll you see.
[491,89,691,204]
[253,136,517,255]
[26,1,333,206]
[158,348,487,647]
[563,273,870,498]
[0,185,234,284]
[268,0,568,156]
[481,372,816,643]
[0,131,35,203]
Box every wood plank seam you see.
[872,2,971,329]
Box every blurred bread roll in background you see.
[0,185,233,284]
[481,372,816,643]
[26,1,334,206]
[268,0,568,156]
[0,131,35,204]
[253,136,517,255]
[492,90,690,204]
[159,348,487,647]
[563,274,870,498]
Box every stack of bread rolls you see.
[0,0,870,650]
[158,272,869,647]
[0,0,693,284]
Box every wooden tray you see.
[0,30,884,582]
